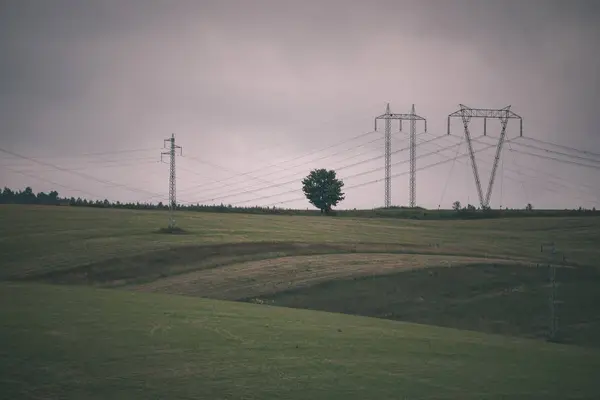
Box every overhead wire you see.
[178,131,380,195]
[135,161,229,204]
[0,155,159,168]
[457,135,572,205]
[504,141,598,206]
[421,135,600,207]
[8,126,597,209]
[459,134,600,202]
[0,146,164,198]
[179,132,448,205]
[3,158,160,173]
[218,135,478,207]
[2,165,102,199]
[390,133,599,208]
[520,136,600,159]
[504,138,600,165]
[476,136,600,195]
[178,129,381,194]
[260,139,500,208]
[137,132,386,205]
[179,136,386,201]
[506,148,600,171]
[138,134,385,205]
[420,130,600,207]
[436,135,465,208]
[7,147,161,160]
[179,132,441,204]
[181,153,301,189]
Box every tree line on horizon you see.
[0,186,302,214]
[1,185,597,217]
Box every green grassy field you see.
[2,283,600,399]
[251,262,600,347]
[3,204,600,280]
[1,204,600,398]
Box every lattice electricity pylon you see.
[447,104,522,209]
[161,133,182,229]
[375,103,427,208]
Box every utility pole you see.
[161,134,182,229]
[541,242,559,341]
[375,104,427,208]
[447,105,522,209]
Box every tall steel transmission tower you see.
[447,105,522,209]
[375,103,427,208]
[161,134,182,229]
[384,103,392,208]
[409,104,417,208]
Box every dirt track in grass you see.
[130,253,524,300]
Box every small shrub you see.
[154,226,189,235]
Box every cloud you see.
[1,0,599,209]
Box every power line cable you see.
[181,132,440,203]
[30,147,160,159]
[506,141,531,206]
[2,166,102,198]
[214,135,480,207]
[3,158,160,173]
[136,162,230,204]
[0,146,164,198]
[503,138,600,165]
[0,155,159,168]
[180,135,386,200]
[503,143,598,205]
[437,136,464,208]
[261,141,500,208]
[422,135,600,206]
[0,147,160,164]
[178,132,383,197]
[269,134,597,209]
[178,130,380,194]
[506,148,600,171]
[520,136,600,159]
[181,154,295,188]
[179,132,444,205]
[476,136,600,194]
[138,136,385,204]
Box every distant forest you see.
[0,186,287,214]
[0,186,597,219]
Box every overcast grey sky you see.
[1,0,599,210]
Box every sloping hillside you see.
[2,282,599,400]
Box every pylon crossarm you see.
[449,105,522,119]
[375,112,427,132]
[376,113,426,120]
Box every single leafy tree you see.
[302,168,345,214]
